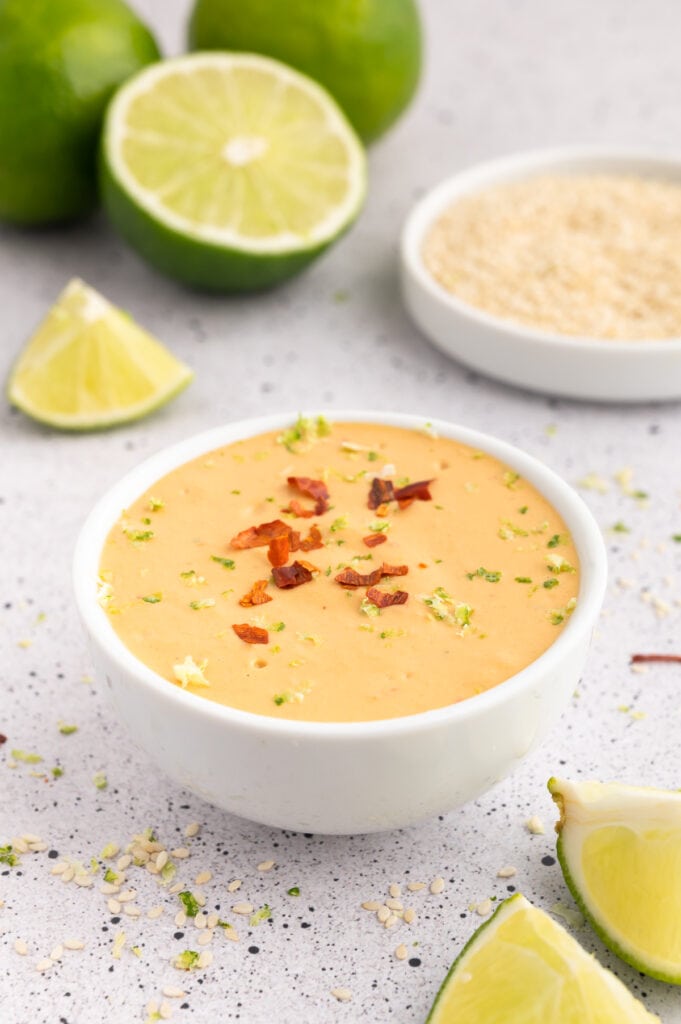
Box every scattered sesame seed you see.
[526,816,545,835]
[206,913,219,929]
[124,905,141,918]
[117,854,132,870]
[194,912,207,930]
[198,931,212,946]
[430,877,445,895]
[376,906,390,923]
[63,939,85,950]
[107,898,121,914]
[118,889,137,902]
[388,883,401,899]
[35,958,52,973]
[101,883,120,895]
[51,862,68,875]
[407,882,426,892]
[476,899,493,917]
[14,939,28,956]
[223,927,239,942]
[74,874,93,887]
[385,898,403,911]
[497,865,517,878]
[146,999,159,1017]
[11,837,28,853]
[168,883,184,895]
[195,870,212,885]
[384,914,399,929]
[232,903,254,916]
[195,892,207,907]
[50,944,63,961]
[174,911,187,928]
[161,987,185,999]
[147,906,164,920]
[21,832,42,844]
[227,879,242,893]
[155,851,169,870]
[29,841,48,852]
[112,931,126,959]
[61,867,75,883]
[403,908,416,924]
[330,987,352,1002]
[631,664,649,675]
[170,848,190,859]
[361,900,381,911]
[395,944,408,961]
[257,860,275,872]
[184,822,200,839]
[159,1002,172,1020]
[197,950,213,969]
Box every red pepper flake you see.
[363,533,387,548]
[366,587,409,608]
[368,477,395,510]
[287,477,330,515]
[394,479,434,509]
[630,653,681,664]
[272,561,314,589]
[231,519,292,549]
[299,524,324,552]
[239,579,272,607]
[0,733,6,746]
[335,567,384,588]
[232,623,269,644]
[268,534,289,568]
[284,498,315,519]
[380,563,409,577]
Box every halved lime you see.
[7,278,193,430]
[101,53,367,291]
[427,893,658,1023]
[550,776,681,984]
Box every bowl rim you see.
[401,144,681,353]
[73,410,608,739]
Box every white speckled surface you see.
[2,1,681,1020]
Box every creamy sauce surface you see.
[100,420,580,722]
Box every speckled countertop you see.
[3,1,681,1021]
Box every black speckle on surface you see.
[248,945,260,954]
[541,855,556,866]
[408,958,421,967]
[173,931,184,940]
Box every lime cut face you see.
[7,278,193,431]
[102,53,366,290]
[427,894,658,1024]
[550,776,681,983]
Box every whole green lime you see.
[187,0,422,143]
[0,0,160,225]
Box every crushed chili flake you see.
[287,477,330,515]
[335,567,384,588]
[368,478,395,510]
[268,535,289,568]
[231,519,292,549]
[0,733,6,746]
[239,580,272,607]
[363,533,387,548]
[299,524,324,551]
[232,623,269,644]
[394,479,434,509]
[366,587,409,608]
[284,498,315,519]
[630,653,681,664]
[381,562,409,577]
[272,561,314,589]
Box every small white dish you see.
[73,411,607,834]
[401,147,681,402]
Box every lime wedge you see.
[101,53,367,291]
[550,776,681,983]
[427,894,658,1024]
[7,278,193,430]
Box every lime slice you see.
[7,278,193,430]
[101,53,367,291]
[550,776,681,983]
[426,894,658,1024]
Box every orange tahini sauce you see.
[99,418,579,722]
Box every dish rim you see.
[73,409,608,739]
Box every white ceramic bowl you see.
[73,411,607,834]
[401,148,681,402]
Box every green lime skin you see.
[100,153,366,293]
[0,0,160,225]
[187,0,422,143]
